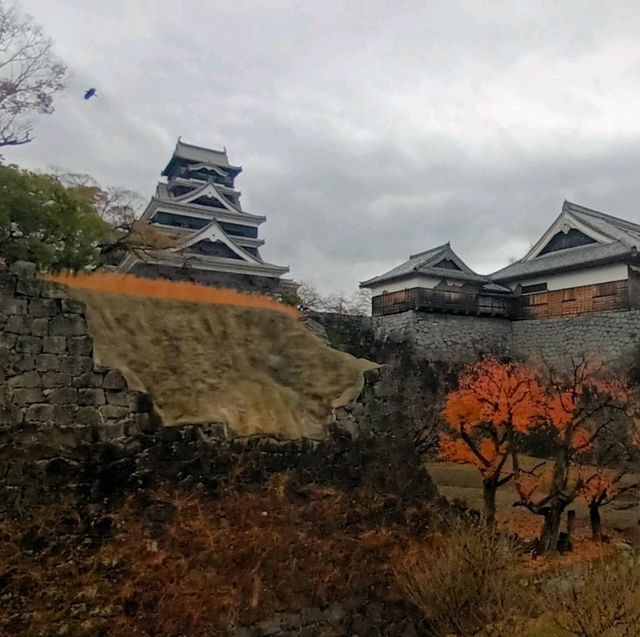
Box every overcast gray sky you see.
[10,1,640,292]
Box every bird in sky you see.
[84,88,97,100]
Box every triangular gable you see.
[419,244,477,275]
[177,183,242,214]
[178,220,262,264]
[523,208,614,261]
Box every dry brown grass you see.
[542,556,640,637]
[56,284,375,438]
[0,477,426,637]
[394,520,528,637]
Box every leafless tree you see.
[52,169,145,229]
[297,281,372,316]
[0,2,67,147]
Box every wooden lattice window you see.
[595,282,617,297]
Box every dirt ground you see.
[426,457,640,535]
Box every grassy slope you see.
[72,289,375,439]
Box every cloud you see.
[9,0,640,292]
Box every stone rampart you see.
[364,308,640,369]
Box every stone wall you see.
[511,311,640,368]
[371,311,512,363]
[368,308,640,369]
[0,262,158,511]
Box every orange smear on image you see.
[46,272,300,319]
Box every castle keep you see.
[118,139,294,294]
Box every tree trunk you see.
[538,501,564,554]
[537,441,572,554]
[590,504,602,542]
[482,479,497,527]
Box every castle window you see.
[193,196,226,209]
[219,222,258,238]
[595,282,617,297]
[521,282,548,295]
[152,212,209,230]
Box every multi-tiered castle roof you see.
[118,139,292,292]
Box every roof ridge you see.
[176,137,228,156]
[409,243,449,260]
[564,200,640,232]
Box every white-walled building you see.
[361,201,640,319]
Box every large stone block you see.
[5,315,31,335]
[25,403,54,422]
[30,318,49,337]
[49,313,87,337]
[7,371,41,388]
[42,336,67,354]
[78,388,106,406]
[67,335,93,356]
[106,390,130,407]
[29,298,60,317]
[53,404,77,426]
[41,371,72,389]
[71,372,104,388]
[16,278,40,296]
[11,388,44,406]
[13,354,36,372]
[9,260,36,279]
[35,354,62,372]
[0,272,17,296]
[59,356,93,375]
[76,406,102,426]
[4,298,27,315]
[0,333,16,349]
[45,387,77,404]
[15,336,42,354]
[100,404,130,420]
[39,282,68,299]
[103,369,127,390]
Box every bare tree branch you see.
[0,2,66,147]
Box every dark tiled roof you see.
[490,242,633,281]
[361,243,488,287]
[490,201,640,282]
[161,139,242,176]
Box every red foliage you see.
[441,359,546,482]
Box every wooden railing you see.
[372,288,517,318]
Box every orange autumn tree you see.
[579,468,637,542]
[442,358,546,526]
[514,358,634,554]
